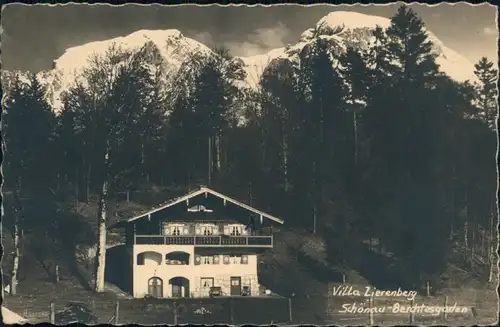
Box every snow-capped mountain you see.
[4,11,478,112]
[38,29,213,112]
[239,12,477,88]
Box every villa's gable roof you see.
[109,186,283,229]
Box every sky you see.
[1,2,498,73]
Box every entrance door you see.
[170,277,190,298]
[148,277,163,298]
[172,284,182,297]
[230,277,241,296]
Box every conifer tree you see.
[298,38,348,234]
[474,57,498,128]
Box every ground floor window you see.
[200,277,214,289]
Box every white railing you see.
[133,235,273,247]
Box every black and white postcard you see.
[1,2,498,325]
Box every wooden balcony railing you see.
[134,235,273,248]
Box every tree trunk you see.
[57,172,61,193]
[464,219,468,260]
[471,215,476,261]
[86,163,92,203]
[10,218,21,295]
[223,136,228,169]
[353,111,358,166]
[282,130,289,192]
[215,134,221,173]
[10,190,22,296]
[94,147,110,293]
[55,264,60,283]
[481,229,485,258]
[489,202,494,254]
[75,167,80,209]
[488,251,495,283]
[464,190,469,260]
[208,136,212,186]
[312,202,317,235]
[488,201,496,283]
[449,178,455,240]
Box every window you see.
[137,251,162,265]
[224,224,246,236]
[201,277,214,289]
[163,223,185,236]
[230,226,242,236]
[199,255,220,264]
[202,256,214,264]
[230,255,242,264]
[165,252,190,265]
[202,225,213,235]
[196,224,217,235]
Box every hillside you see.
[2,185,497,324]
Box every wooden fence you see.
[46,296,291,325]
[15,286,496,325]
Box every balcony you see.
[133,235,273,248]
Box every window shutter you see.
[194,255,201,266]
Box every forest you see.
[1,6,498,296]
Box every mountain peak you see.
[316,11,391,32]
[53,29,191,72]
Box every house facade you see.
[109,186,283,299]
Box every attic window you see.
[188,205,213,213]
